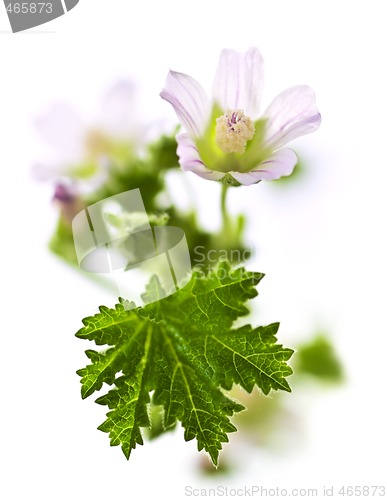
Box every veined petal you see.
[212,47,264,117]
[35,102,86,156]
[230,148,298,185]
[177,133,225,181]
[160,71,210,138]
[262,85,321,150]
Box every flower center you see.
[215,110,255,154]
[86,129,110,158]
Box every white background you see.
[1,1,386,498]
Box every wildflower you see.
[32,81,143,193]
[161,47,321,185]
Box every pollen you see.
[215,110,255,154]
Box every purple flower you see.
[161,48,321,186]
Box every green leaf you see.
[76,260,293,466]
[295,334,344,383]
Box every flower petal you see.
[160,71,210,138]
[35,102,85,155]
[98,80,138,138]
[212,47,264,117]
[230,148,298,185]
[31,162,69,181]
[176,133,225,181]
[262,85,321,150]
[31,159,109,193]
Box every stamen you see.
[215,110,255,154]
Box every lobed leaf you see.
[76,260,293,465]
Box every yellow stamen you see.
[215,110,255,154]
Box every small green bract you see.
[76,260,293,466]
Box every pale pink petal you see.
[212,47,264,117]
[176,133,225,181]
[31,159,109,194]
[31,162,69,181]
[262,85,321,150]
[230,148,298,185]
[160,71,210,138]
[35,103,86,155]
[98,80,138,139]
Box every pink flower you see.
[32,81,143,193]
[161,47,321,186]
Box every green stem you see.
[219,183,246,254]
[220,183,231,237]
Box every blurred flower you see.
[52,182,85,224]
[32,81,144,193]
[161,47,321,186]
